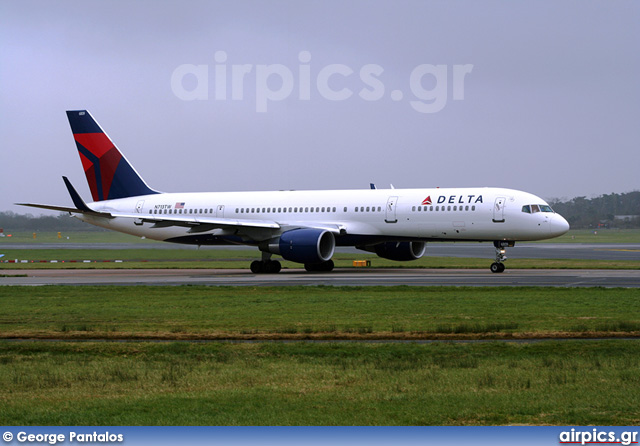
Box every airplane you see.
[18,110,570,274]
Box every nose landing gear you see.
[491,241,514,273]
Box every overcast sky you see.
[1,0,638,214]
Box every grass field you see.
[1,285,639,425]
[1,340,638,425]
[1,286,639,339]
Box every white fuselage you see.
[78,187,570,245]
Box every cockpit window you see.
[523,204,555,214]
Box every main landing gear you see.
[490,241,514,273]
[250,253,335,274]
[250,252,281,274]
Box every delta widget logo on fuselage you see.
[421,195,484,205]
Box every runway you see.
[3,268,640,287]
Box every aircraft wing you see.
[110,212,347,235]
[110,211,281,230]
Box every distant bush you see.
[548,191,640,229]
[0,211,106,232]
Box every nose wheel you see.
[491,241,513,273]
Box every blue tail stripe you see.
[109,159,158,200]
[66,110,102,134]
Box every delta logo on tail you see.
[74,132,122,202]
[422,196,432,205]
[66,110,157,202]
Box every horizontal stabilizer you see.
[16,177,110,217]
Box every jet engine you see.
[261,228,336,264]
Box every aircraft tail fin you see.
[66,110,159,201]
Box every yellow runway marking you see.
[595,249,640,252]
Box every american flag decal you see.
[175,202,185,209]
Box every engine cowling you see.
[370,241,426,261]
[270,228,336,264]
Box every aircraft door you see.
[385,196,398,223]
[216,205,225,218]
[135,200,145,213]
[492,197,506,223]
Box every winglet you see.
[63,176,93,212]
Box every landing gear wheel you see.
[490,262,505,273]
[251,260,282,274]
[250,260,264,274]
[265,260,282,274]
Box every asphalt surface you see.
[2,268,639,287]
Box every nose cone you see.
[549,214,570,237]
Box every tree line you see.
[0,211,104,232]
[1,191,638,232]
[549,191,640,229]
